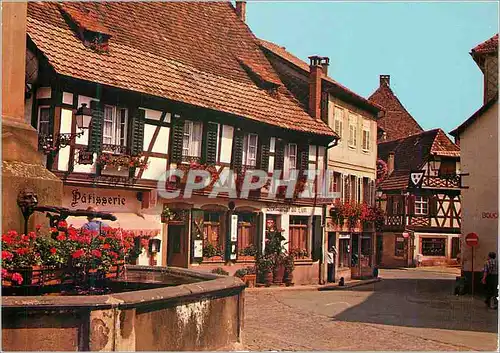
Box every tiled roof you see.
[450,96,498,137]
[471,34,498,55]
[368,83,424,142]
[259,39,383,115]
[377,129,460,191]
[27,2,336,137]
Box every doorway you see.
[167,225,188,268]
[327,232,336,283]
[376,235,383,265]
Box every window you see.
[338,237,350,267]
[348,115,357,148]
[414,196,428,215]
[362,129,370,151]
[395,236,405,257]
[38,106,51,135]
[289,216,309,256]
[203,212,222,247]
[284,143,297,178]
[334,107,344,140]
[103,106,128,147]
[242,133,258,167]
[439,159,456,177]
[421,238,445,256]
[329,172,341,201]
[182,120,203,159]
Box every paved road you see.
[243,269,498,351]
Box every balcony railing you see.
[422,174,461,189]
[102,144,129,155]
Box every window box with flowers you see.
[329,201,363,231]
[173,162,219,190]
[96,153,149,172]
[234,266,257,287]
[202,243,224,263]
[238,244,258,262]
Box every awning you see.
[65,213,161,237]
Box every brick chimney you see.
[235,1,246,22]
[388,151,395,175]
[380,74,390,87]
[309,56,329,120]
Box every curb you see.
[318,277,382,291]
[245,284,322,292]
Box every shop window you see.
[360,234,372,267]
[451,237,460,259]
[395,236,405,257]
[203,212,221,246]
[421,238,445,256]
[237,213,256,258]
[289,216,309,256]
[338,236,350,268]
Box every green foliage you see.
[211,267,229,276]
[203,243,224,258]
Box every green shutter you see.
[170,117,185,164]
[204,122,218,165]
[88,101,104,153]
[298,143,309,172]
[258,136,271,171]
[130,108,145,155]
[312,215,322,261]
[231,129,244,171]
[274,139,285,171]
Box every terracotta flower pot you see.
[243,274,257,288]
[272,264,285,284]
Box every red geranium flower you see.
[91,249,102,258]
[71,249,85,259]
[2,250,13,260]
[56,233,66,241]
[28,231,37,239]
[36,224,42,231]
[50,247,57,255]
[15,248,29,255]
[57,220,68,229]
[11,272,23,285]
[109,251,119,259]
[103,243,111,250]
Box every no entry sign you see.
[465,232,479,247]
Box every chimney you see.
[388,151,395,175]
[235,1,246,22]
[308,56,328,120]
[380,74,390,87]
[321,57,330,76]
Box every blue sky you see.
[247,1,498,133]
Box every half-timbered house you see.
[24,1,338,283]
[376,129,462,267]
[259,40,384,281]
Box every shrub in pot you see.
[256,255,273,286]
[283,254,295,286]
[211,267,229,276]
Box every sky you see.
[246,1,499,134]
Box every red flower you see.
[15,248,29,255]
[71,249,85,259]
[109,251,119,259]
[35,224,42,231]
[91,249,102,258]
[50,227,57,233]
[57,220,68,229]
[50,247,57,255]
[56,233,66,241]
[103,243,111,250]
[11,272,23,285]
[1,268,8,278]
[2,250,13,260]
[28,231,37,239]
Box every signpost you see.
[465,232,479,296]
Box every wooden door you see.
[167,225,188,268]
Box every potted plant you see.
[211,267,229,276]
[256,254,273,286]
[283,254,295,286]
[238,244,257,261]
[161,207,174,223]
[264,228,287,284]
[202,243,224,262]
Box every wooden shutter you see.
[256,212,263,255]
[298,143,309,172]
[170,117,184,164]
[204,122,218,165]
[429,195,438,217]
[407,195,416,216]
[88,101,104,153]
[312,216,322,261]
[274,138,285,171]
[130,108,145,155]
[231,129,244,171]
[258,136,271,171]
[387,195,394,215]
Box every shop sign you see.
[339,234,350,239]
[70,188,126,208]
[482,212,498,219]
[265,205,308,214]
[193,239,203,258]
[230,215,238,242]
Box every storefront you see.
[62,186,163,266]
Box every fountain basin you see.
[2,265,245,351]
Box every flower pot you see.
[284,270,294,286]
[263,271,273,287]
[42,267,65,286]
[272,264,285,284]
[243,274,257,288]
[2,266,43,287]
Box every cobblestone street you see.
[243,269,498,351]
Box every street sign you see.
[465,232,479,247]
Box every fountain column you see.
[2,2,62,233]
